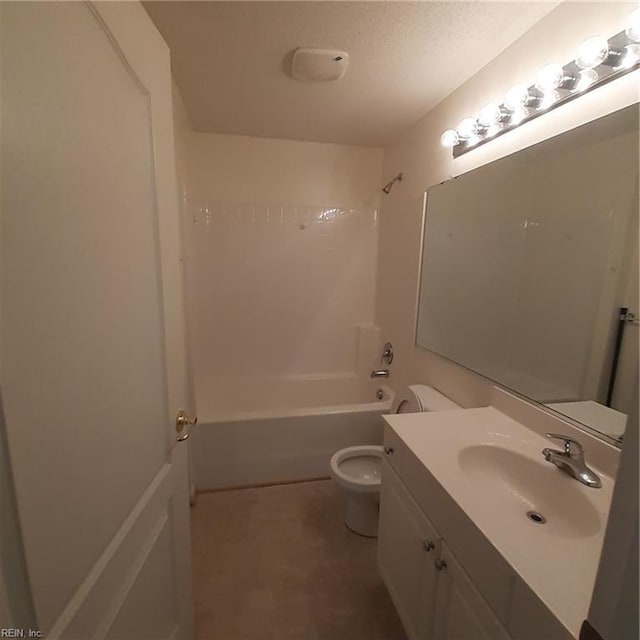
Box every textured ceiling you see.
[144,1,559,147]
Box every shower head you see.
[382,173,403,194]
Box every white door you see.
[0,2,194,638]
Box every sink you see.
[458,444,602,538]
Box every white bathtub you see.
[191,376,394,490]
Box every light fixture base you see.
[451,30,639,158]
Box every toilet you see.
[330,384,460,537]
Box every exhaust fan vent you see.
[291,48,349,82]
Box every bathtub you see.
[191,376,394,490]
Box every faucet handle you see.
[381,342,394,366]
[545,433,584,457]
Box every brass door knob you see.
[176,410,198,442]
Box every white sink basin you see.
[458,444,602,538]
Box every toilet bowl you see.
[330,445,383,537]
[330,384,460,537]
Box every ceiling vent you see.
[290,48,349,82]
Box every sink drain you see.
[526,511,546,524]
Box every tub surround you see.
[379,388,618,640]
[194,325,384,420]
[196,373,389,422]
[175,117,386,473]
[182,131,383,393]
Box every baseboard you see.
[195,475,331,494]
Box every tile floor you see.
[191,479,407,640]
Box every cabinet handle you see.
[384,447,394,455]
[423,540,435,552]
[435,559,447,571]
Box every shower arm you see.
[381,173,403,194]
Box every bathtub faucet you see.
[370,369,390,378]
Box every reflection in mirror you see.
[417,105,639,445]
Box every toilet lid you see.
[392,384,460,413]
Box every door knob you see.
[176,410,197,442]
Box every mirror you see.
[417,105,639,445]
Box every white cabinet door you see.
[378,462,440,640]
[433,543,512,640]
[1,2,193,637]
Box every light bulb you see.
[466,134,481,147]
[576,35,609,69]
[626,7,640,42]
[504,85,530,111]
[478,103,502,128]
[510,107,529,125]
[457,117,478,139]
[535,63,564,92]
[440,129,459,148]
[574,69,598,92]
[538,90,560,111]
[620,44,640,69]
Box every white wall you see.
[377,1,639,409]
[181,130,383,408]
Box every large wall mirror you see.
[417,104,638,446]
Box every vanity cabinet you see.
[377,461,440,640]
[378,460,512,640]
[379,401,602,640]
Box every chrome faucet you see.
[541,433,602,488]
[370,369,390,378]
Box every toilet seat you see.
[330,445,383,494]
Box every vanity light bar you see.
[442,9,640,158]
